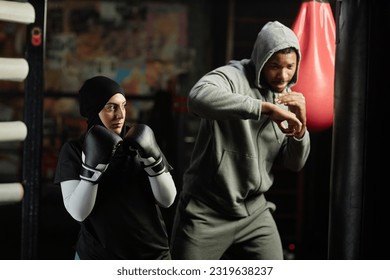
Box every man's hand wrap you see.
[80,125,122,183]
[123,124,166,177]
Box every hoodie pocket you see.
[214,150,260,204]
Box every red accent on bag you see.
[292,0,336,132]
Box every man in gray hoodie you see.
[170,21,310,259]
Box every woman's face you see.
[98,93,127,135]
[262,51,297,93]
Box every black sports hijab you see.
[78,75,126,136]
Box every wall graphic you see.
[46,1,188,95]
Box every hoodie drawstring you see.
[271,93,281,144]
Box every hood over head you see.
[250,21,301,89]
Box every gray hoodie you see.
[183,21,310,218]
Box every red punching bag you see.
[292,0,336,132]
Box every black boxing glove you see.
[123,124,166,176]
[80,125,122,183]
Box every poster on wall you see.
[45,1,189,96]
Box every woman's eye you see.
[104,103,126,112]
[105,105,115,111]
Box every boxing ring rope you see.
[0,58,29,82]
[0,183,24,205]
[0,1,34,205]
[0,121,27,206]
[0,121,28,142]
[0,0,35,24]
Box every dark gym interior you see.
[0,0,388,260]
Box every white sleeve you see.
[148,172,177,208]
[60,179,98,222]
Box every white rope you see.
[0,58,29,82]
[0,0,36,206]
[0,0,35,24]
[0,183,24,204]
[0,121,27,142]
